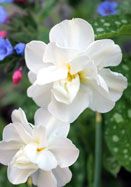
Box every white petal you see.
[97,74,109,92]
[49,85,91,123]
[11,108,32,134]
[0,141,22,165]
[8,164,36,185]
[32,171,39,186]
[32,125,47,147]
[27,83,52,107]
[34,108,70,140]
[36,66,67,85]
[49,138,79,168]
[25,41,48,74]
[53,75,80,104]
[28,71,36,84]
[53,166,72,187]
[86,39,122,69]
[3,123,32,144]
[100,68,127,101]
[88,80,115,113]
[12,145,38,170]
[36,150,57,171]
[69,55,90,74]
[36,170,57,187]
[50,18,94,51]
[44,42,78,65]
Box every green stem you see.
[94,112,102,187]
[27,177,32,187]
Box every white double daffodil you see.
[25,18,127,123]
[0,108,79,187]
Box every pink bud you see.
[12,68,23,85]
[0,31,8,38]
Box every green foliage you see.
[104,57,131,171]
[92,15,131,39]
[0,0,131,187]
[104,154,121,177]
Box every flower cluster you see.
[0,18,127,187]
[0,108,79,186]
[25,18,127,123]
[97,0,118,16]
[0,32,25,84]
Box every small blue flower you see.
[0,38,13,61]
[0,0,14,3]
[97,0,118,16]
[0,6,9,24]
[14,42,26,56]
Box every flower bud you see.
[0,31,8,38]
[14,42,25,56]
[12,68,23,85]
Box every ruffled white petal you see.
[8,164,36,185]
[0,141,22,165]
[53,75,80,104]
[88,80,115,113]
[34,170,57,187]
[25,41,47,74]
[27,83,52,107]
[48,85,91,123]
[32,125,47,147]
[28,71,36,84]
[3,123,32,144]
[86,39,122,69]
[44,42,78,65]
[11,108,32,134]
[36,150,57,171]
[69,55,90,74]
[99,68,127,101]
[34,108,70,140]
[36,66,67,85]
[53,166,72,187]
[49,138,79,168]
[50,18,94,51]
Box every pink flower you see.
[12,68,23,85]
[0,31,8,38]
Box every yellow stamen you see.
[37,147,45,152]
[78,71,87,83]
[66,64,77,82]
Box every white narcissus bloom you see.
[25,18,127,123]
[0,108,79,187]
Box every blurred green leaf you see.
[92,14,131,39]
[104,155,121,177]
[104,56,131,171]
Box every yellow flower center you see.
[36,147,45,152]
[66,64,77,82]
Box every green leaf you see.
[91,14,131,39]
[104,56,131,171]
[104,155,121,177]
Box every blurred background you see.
[0,0,131,186]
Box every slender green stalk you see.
[27,178,32,187]
[94,112,102,187]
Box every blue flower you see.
[97,0,118,16]
[14,42,26,56]
[0,38,13,61]
[0,0,14,3]
[0,6,8,24]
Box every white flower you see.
[0,108,79,187]
[25,18,127,123]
